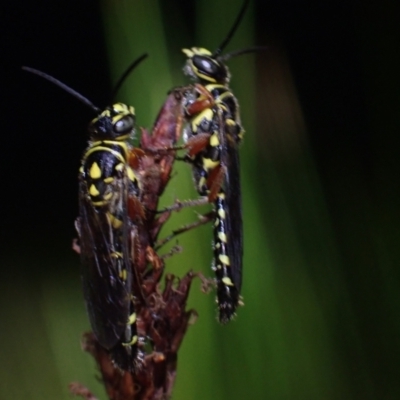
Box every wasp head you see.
[182,47,230,85]
[89,103,136,141]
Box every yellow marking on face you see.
[95,109,111,120]
[127,167,136,182]
[193,47,212,55]
[122,335,138,347]
[104,177,114,184]
[112,103,130,113]
[222,276,234,286]
[115,163,124,172]
[103,192,113,201]
[89,184,100,197]
[218,193,226,200]
[182,48,194,57]
[89,162,102,179]
[182,47,212,57]
[196,71,217,83]
[112,114,124,125]
[128,313,137,325]
[218,232,227,243]
[219,254,230,266]
[203,157,219,171]
[218,208,226,220]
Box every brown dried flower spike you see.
[71,87,203,400]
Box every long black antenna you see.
[219,46,268,62]
[111,53,148,100]
[22,66,101,114]
[213,0,250,57]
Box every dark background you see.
[1,0,399,399]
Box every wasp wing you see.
[78,175,132,350]
[218,110,243,293]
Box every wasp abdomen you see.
[213,191,240,323]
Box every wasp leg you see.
[155,211,214,250]
[156,197,209,215]
[184,83,216,116]
[160,244,183,260]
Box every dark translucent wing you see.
[219,113,243,292]
[78,178,132,350]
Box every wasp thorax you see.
[88,103,136,140]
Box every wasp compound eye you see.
[114,115,134,134]
[192,55,228,82]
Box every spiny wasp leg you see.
[155,211,214,251]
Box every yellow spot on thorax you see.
[89,184,100,197]
[209,133,220,147]
[202,157,220,171]
[192,108,214,132]
[115,163,124,172]
[89,162,102,179]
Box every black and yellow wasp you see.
[23,54,147,371]
[178,0,263,323]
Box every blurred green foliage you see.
[1,0,399,399]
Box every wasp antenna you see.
[219,46,268,62]
[22,66,101,113]
[213,0,250,57]
[111,53,149,100]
